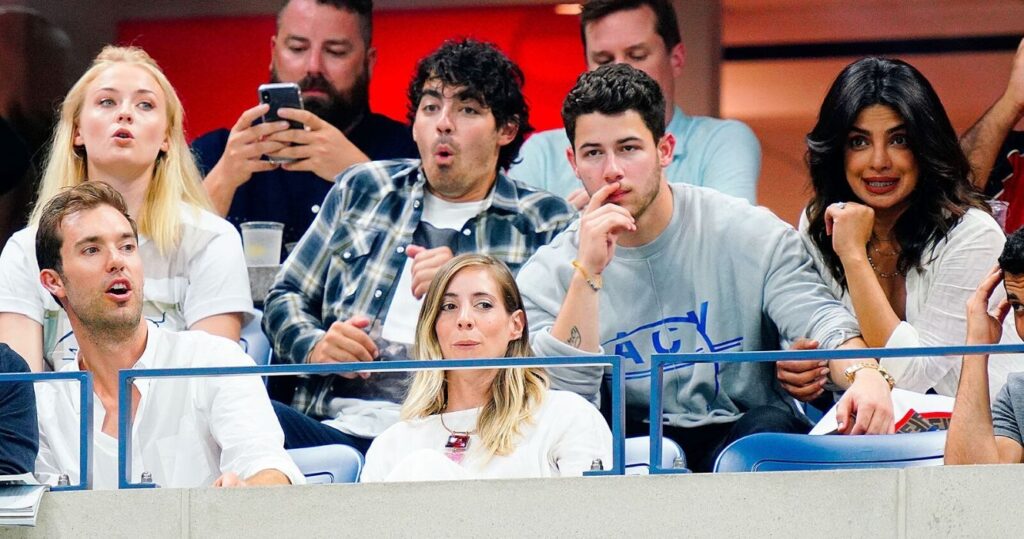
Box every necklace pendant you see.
[445,433,471,463]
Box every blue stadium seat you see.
[624,436,686,474]
[714,431,946,473]
[287,444,364,484]
[240,310,271,366]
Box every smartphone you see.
[258,82,304,164]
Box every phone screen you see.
[259,83,304,130]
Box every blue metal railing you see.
[0,371,93,491]
[117,355,625,489]
[647,343,1024,474]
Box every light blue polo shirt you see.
[509,106,761,204]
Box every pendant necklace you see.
[440,410,474,463]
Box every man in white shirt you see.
[32,181,302,489]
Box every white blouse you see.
[801,208,1024,398]
[361,390,612,482]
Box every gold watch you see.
[843,362,895,390]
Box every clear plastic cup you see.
[990,200,1009,232]
[240,221,284,266]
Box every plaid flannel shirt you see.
[263,158,576,418]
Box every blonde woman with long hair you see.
[0,45,253,372]
[361,254,611,482]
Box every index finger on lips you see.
[584,182,620,214]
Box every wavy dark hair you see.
[406,38,532,172]
[561,63,665,148]
[804,56,986,291]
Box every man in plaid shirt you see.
[263,39,576,452]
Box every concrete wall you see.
[6,464,1024,537]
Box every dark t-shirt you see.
[0,117,31,197]
[0,344,38,475]
[984,131,1024,233]
[191,111,418,255]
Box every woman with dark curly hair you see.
[799,56,1018,398]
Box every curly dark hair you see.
[1000,228,1024,275]
[406,38,532,172]
[580,0,681,52]
[561,63,665,148]
[804,57,987,291]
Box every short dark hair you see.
[561,63,665,148]
[406,38,532,172]
[277,0,373,47]
[1000,228,1024,275]
[580,0,681,52]
[804,57,986,291]
[36,182,138,276]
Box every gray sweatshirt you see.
[517,184,861,428]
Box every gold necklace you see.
[866,249,902,279]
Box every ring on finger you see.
[834,201,847,210]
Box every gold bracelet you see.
[571,260,602,292]
[843,362,895,391]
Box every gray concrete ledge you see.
[4,465,1023,538]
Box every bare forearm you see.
[0,314,44,372]
[202,166,240,217]
[191,313,243,342]
[842,257,900,347]
[244,469,292,486]
[550,274,602,353]
[946,354,1002,465]
[826,336,872,390]
[961,95,1023,189]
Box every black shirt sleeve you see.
[0,344,38,475]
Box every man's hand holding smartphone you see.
[266,107,370,182]
[202,103,291,216]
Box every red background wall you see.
[116,6,586,141]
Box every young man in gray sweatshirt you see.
[516,64,895,472]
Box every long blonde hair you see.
[30,45,212,254]
[403,254,548,458]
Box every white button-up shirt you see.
[35,323,303,489]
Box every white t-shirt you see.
[34,323,303,489]
[0,203,255,370]
[381,192,489,344]
[360,390,612,482]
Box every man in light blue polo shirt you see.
[510,0,760,207]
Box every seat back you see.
[240,310,271,366]
[287,444,364,484]
[714,431,946,473]
[624,436,685,474]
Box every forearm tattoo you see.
[567,326,582,348]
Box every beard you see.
[270,62,370,133]
[62,276,143,343]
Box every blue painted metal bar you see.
[117,355,624,488]
[0,371,93,491]
[647,343,1024,475]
